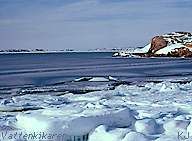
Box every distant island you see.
[0,48,76,53]
[0,48,128,54]
[0,48,45,53]
[113,32,192,58]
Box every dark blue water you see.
[1,52,192,97]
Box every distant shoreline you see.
[0,50,115,54]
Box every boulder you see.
[148,36,168,54]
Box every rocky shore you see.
[113,32,192,57]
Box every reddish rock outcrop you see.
[186,43,192,48]
[113,32,192,58]
[168,47,192,57]
[148,36,168,54]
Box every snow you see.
[187,120,192,136]
[156,43,183,54]
[118,52,131,57]
[113,44,151,57]
[155,136,180,141]
[122,132,149,141]
[134,44,151,53]
[2,81,192,140]
[164,119,190,136]
[89,77,110,82]
[88,125,131,141]
[16,107,135,136]
[108,76,118,81]
[74,76,118,82]
[135,118,159,135]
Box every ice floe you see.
[135,118,160,135]
[74,76,118,82]
[89,77,110,82]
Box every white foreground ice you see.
[1,81,192,140]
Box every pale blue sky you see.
[0,0,191,50]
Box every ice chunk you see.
[88,125,131,141]
[164,120,189,136]
[16,108,135,136]
[155,136,180,141]
[74,77,110,82]
[74,77,92,82]
[89,77,109,82]
[158,82,180,92]
[108,76,118,81]
[135,118,159,135]
[122,132,149,141]
[187,120,192,137]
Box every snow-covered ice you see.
[135,118,159,135]
[74,76,118,82]
[88,77,110,82]
[1,81,192,140]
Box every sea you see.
[1,52,192,98]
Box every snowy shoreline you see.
[113,32,192,58]
[1,77,192,141]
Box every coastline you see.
[0,50,115,55]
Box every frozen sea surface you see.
[1,52,192,141]
[1,52,192,87]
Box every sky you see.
[0,0,192,50]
